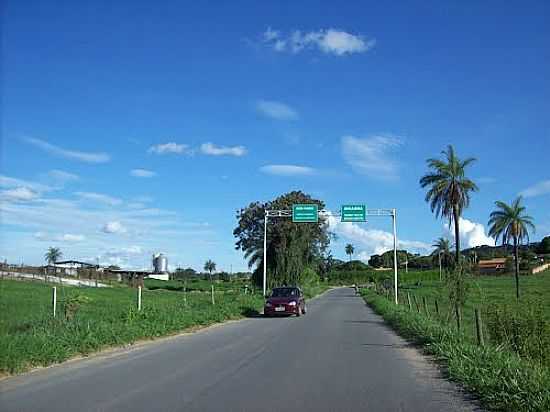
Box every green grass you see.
[0,279,264,374]
[361,289,550,411]
[144,278,252,293]
[397,272,550,349]
[0,278,331,375]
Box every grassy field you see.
[144,277,253,293]
[144,278,331,298]
[397,271,550,340]
[0,278,331,375]
[0,279,263,374]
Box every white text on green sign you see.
[341,205,366,222]
[292,204,319,223]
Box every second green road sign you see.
[341,204,366,222]
[292,204,319,223]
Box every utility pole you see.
[263,212,268,297]
[392,209,398,305]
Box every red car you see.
[264,287,306,317]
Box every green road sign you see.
[341,204,366,222]
[292,204,319,223]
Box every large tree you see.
[234,191,329,288]
[420,145,478,264]
[488,197,535,300]
[44,247,62,265]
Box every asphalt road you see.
[0,288,479,412]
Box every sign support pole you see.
[263,212,268,297]
[392,208,398,305]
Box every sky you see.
[1,1,549,272]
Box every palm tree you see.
[488,197,534,300]
[44,247,62,265]
[432,237,452,263]
[345,244,354,262]
[204,259,216,282]
[432,237,452,281]
[420,145,478,264]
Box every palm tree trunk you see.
[514,236,520,300]
[453,206,461,265]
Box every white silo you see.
[152,253,168,273]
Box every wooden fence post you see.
[422,296,429,317]
[137,286,142,311]
[184,281,187,306]
[52,286,57,317]
[413,295,420,312]
[407,292,412,311]
[211,284,215,305]
[475,308,484,346]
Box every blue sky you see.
[1,1,549,271]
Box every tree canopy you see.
[234,191,329,287]
[419,145,478,263]
[44,247,62,265]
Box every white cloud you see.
[101,221,127,234]
[34,232,85,242]
[62,234,85,242]
[342,135,403,180]
[263,27,280,42]
[103,245,143,257]
[445,218,494,248]
[200,143,247,157]
[262,28,375,56]
[260,164,316,176]
[0,188,218,269]
[0,175,51,193]
[519,180,550,198]
[47,170,80,183]
[24,137,110,163]
[130,169,156,178]
[75,192,122,206]
[327,214,430,261]
[148,142,190,155]
[0,187,39,201]
[256,100,298,120]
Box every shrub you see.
[485,300,550,368]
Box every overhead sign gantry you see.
[263,205,399,305]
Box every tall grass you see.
[362,290,550,411]
[397,272,550,367]
[0,279,263,374]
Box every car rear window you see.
[271,288,298,297]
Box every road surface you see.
[0,288,479,411]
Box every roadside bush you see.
[328,269,379,285]
[485,300,550,368]
[62,294,91,321]
[300,267,319,286]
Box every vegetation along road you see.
[0,288,477,412]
